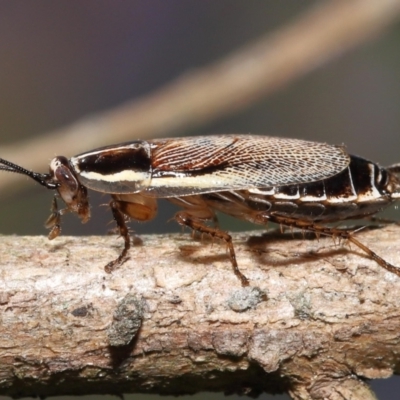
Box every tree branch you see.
[1,0,400,194]
[1,226,400,399]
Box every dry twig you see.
[0,226,399,399]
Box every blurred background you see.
[0,1,400,399]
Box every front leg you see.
[45,196,68,240]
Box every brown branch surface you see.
[0,226,400,399]
[1,0,400,194]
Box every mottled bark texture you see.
[0,227,399,399]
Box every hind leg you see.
[264,213,400,278]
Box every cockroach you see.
[1,135,400,286]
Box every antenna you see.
[0,158,59,189]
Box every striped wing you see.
[148,135,350,197]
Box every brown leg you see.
[45,196,69,240]
[267,214,400,278]
[104,200,131,273]
[175,211,249,286]
[104,193,158,273]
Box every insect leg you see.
[105,194,158,273]
[174,210,249,286]
[45,197,69,240]
[344,234,400,277]
[267,214,400,278]
[104,199,131,273]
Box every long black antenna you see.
[0,158,59,189]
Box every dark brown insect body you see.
[1,135,400,286]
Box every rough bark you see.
[0,226,400,399]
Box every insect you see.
[1,135,400,286]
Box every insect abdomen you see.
[203,155,400,223]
